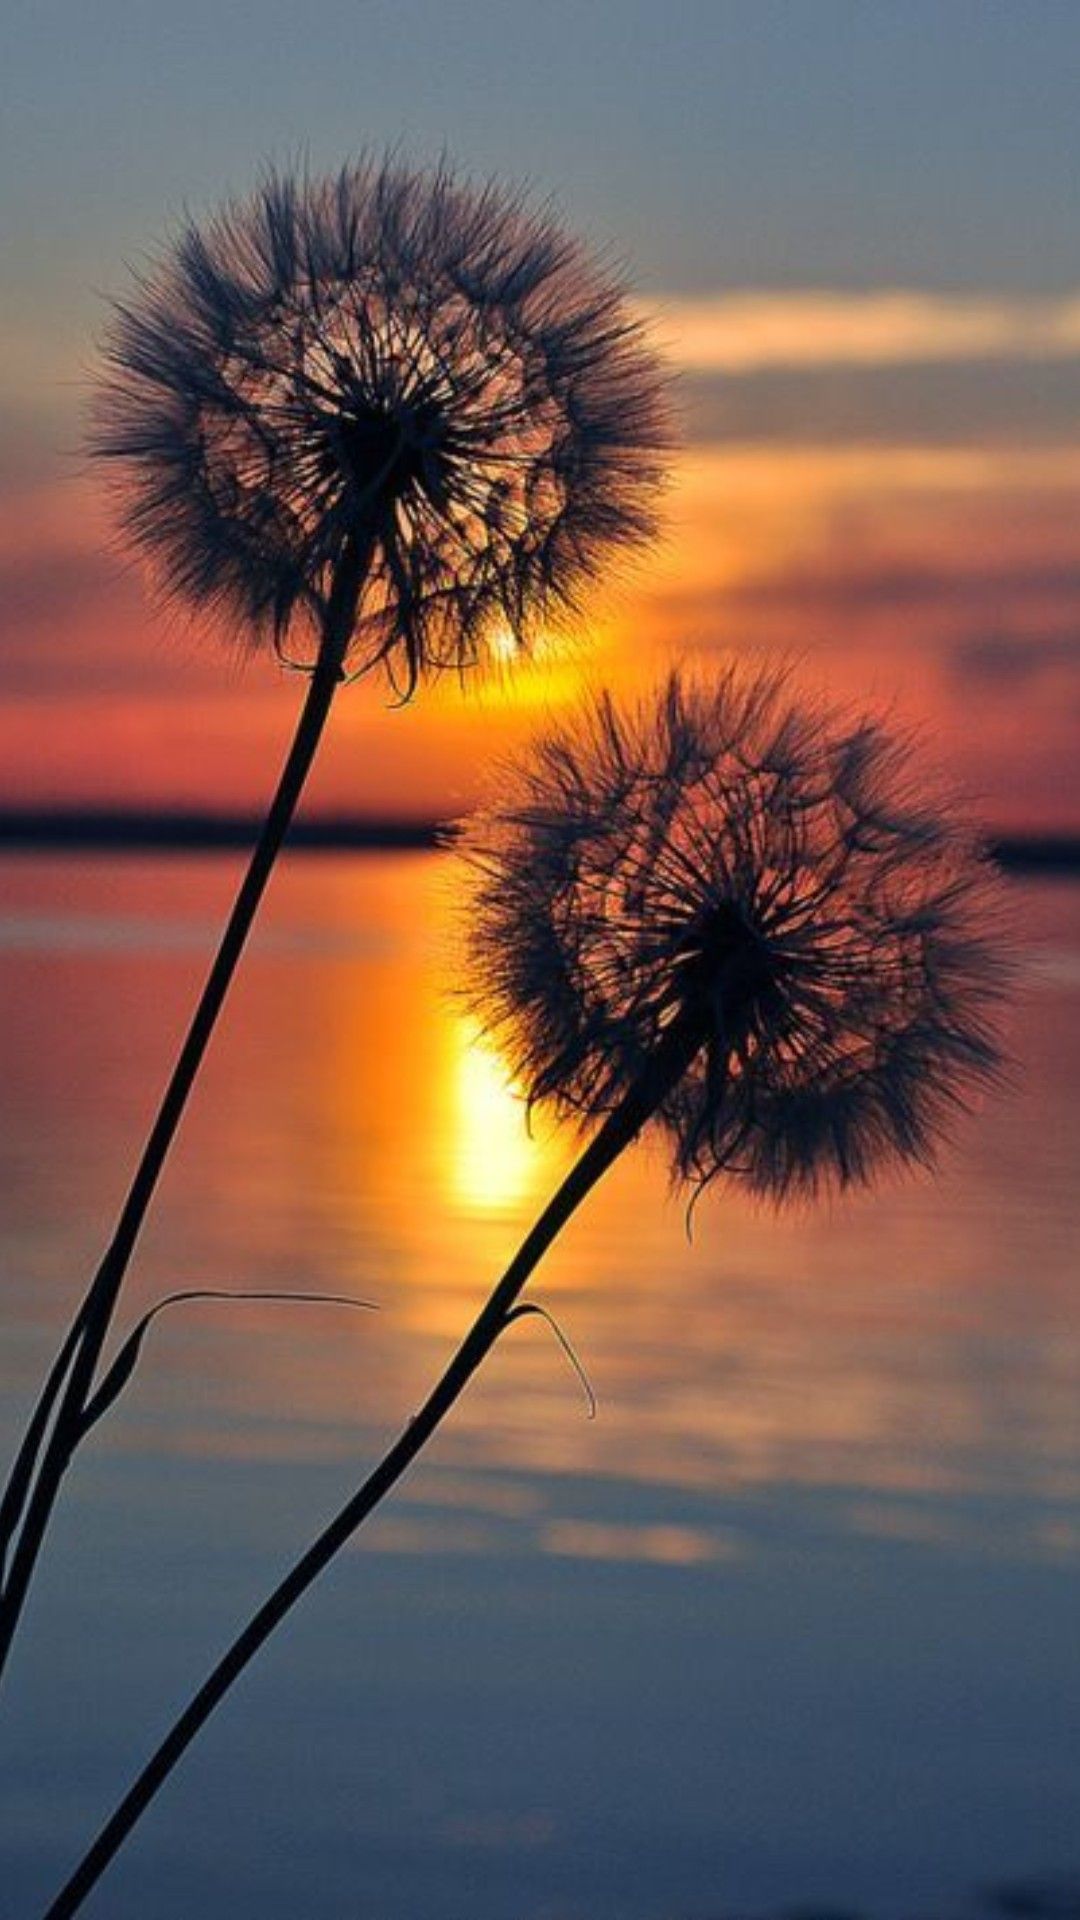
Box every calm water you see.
[1,852,1078,1920]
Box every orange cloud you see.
[643,289,1080,372]
[1,433,1078,830]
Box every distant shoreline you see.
[0,810,443,853]
[0,810,1077,874]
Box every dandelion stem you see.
[43,1009,708,1918]
[0,535,373,1692]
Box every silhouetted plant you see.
[45,665,1007,1917]
[95,158,669,698]
[463,667,1006,1200]
[0,155,668,1688]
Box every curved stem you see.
[0,541,372,1692]
[44,1014,705,1918]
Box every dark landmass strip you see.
[989,834,1080,874]
[0,810,1077,873]
[0,809,444,852]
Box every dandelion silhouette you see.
[0,156,667,1684]
[463,667,1006,1202]
[45,666,1007,1918]
[96,158,669,697]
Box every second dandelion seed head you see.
[460,668,1008,1203]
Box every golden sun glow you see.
[470,620,591,712]
[485,621,522,666]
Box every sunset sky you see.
[3,0,1078,829]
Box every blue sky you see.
[5,0,1080,317]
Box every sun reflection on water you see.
[446,1019,556,1218]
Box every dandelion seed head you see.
[460,668,1008,1203]
[93,157,670,697]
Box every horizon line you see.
[0,807,1076,875]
